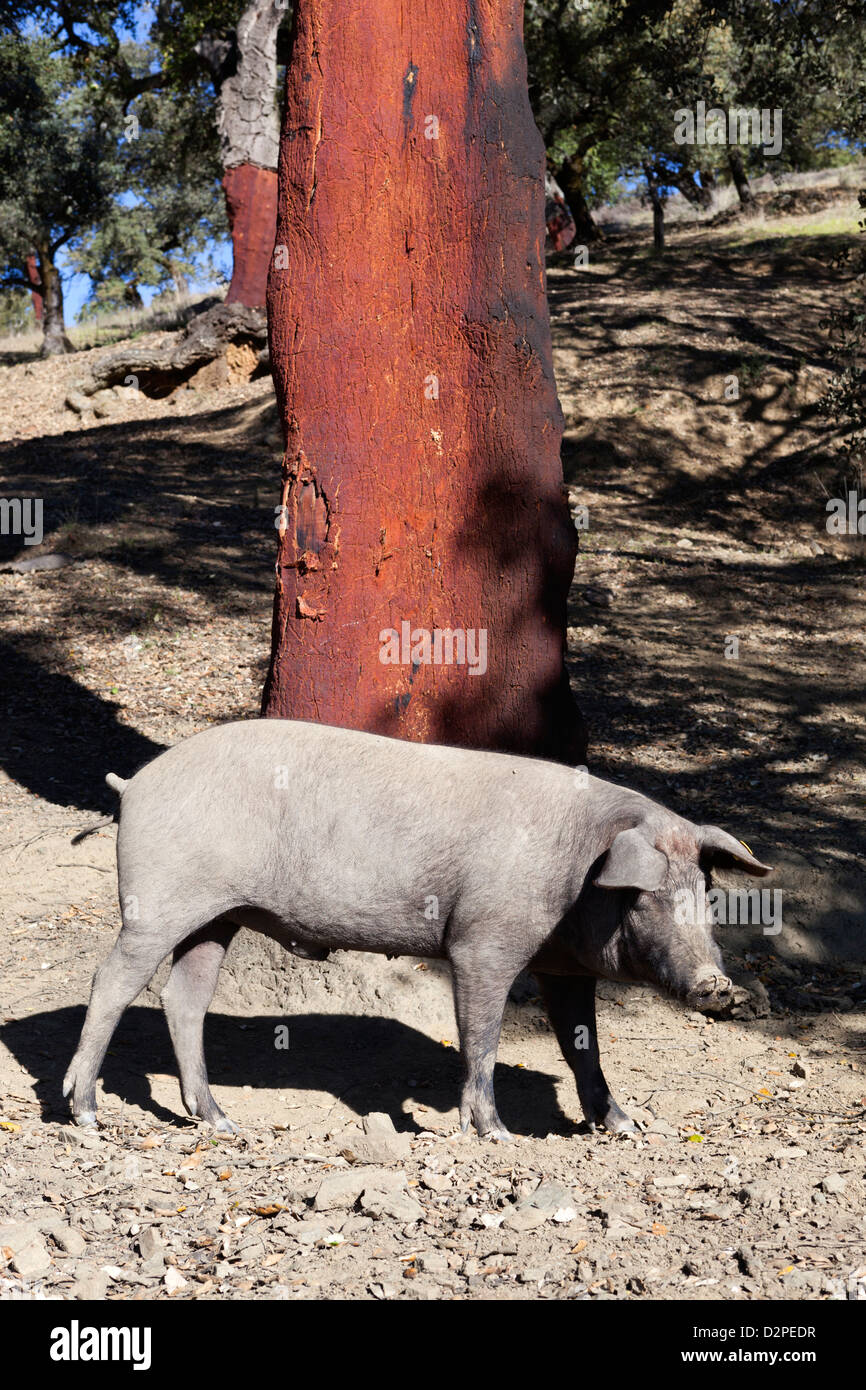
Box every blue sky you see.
[59,240,233,322]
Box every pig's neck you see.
[569,776,656,886]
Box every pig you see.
[63,718,772,1138]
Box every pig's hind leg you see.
[536,974,635,1134]
[63,918,183,1127]
[161,919,238,1133]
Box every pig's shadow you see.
[3,1006,579,1139]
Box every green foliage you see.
[0,17,225,318]
[0,285,34,333]
[0,33,124,278]
[67,45,226,314]
[526,0,866,214]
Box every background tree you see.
[43,0,291,308]
[68,63,226,313]
[0,33,123,352]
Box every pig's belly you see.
[235,904,447,960]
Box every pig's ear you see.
[700,826,773,876]
[594,828,668,891]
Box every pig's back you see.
[116,719,580,935]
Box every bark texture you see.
[38,249,72,356]
[223,164,279,306]
[25,254,43,321]
[263,0,584,764]
[200,1,283,306]
[728,148,756,210]
[644,163,665,254]
[556,155,602,244]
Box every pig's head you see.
[591,821,772,1012]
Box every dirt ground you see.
[1,196,865,1302]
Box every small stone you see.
[70,1129,102,1150]
[72,1269,108,1300]
[418,1251,449,1275]
[53,1226,87,1256]
[296,1224,328,1246]
[819,1173,846,1195]
[11,1237,51,1279]
[343,1113,412,1165]
[420,1171,451,1192]
[0,1221,38,1252]
[164,1266,187,1293]
[646,1118,678,1138]
[502,1204,547,1232]
[315,1169,374,1211]
[361,1188,424,1224]
[137,1227,164,1261]
[791,1060,808,1079]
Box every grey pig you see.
[63,718,772,1138]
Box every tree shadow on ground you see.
[0,640,165,813]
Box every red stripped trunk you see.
[25,255,43,321]
[262,0,585,765]
[223,163,279,307]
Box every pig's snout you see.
[685,970,734,1013]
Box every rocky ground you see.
[1,194,865,1301]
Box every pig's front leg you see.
[450,945,515,1141]
[536,974,635,1134]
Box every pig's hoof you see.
[212,1115,238,1135]
[605,1113,637,1136]
[480,1125,513,1143]
[73,1110,98,1129]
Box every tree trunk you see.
[76,302,267,396]
[25,253,43,321]
[263,0,585,766]
[222,164,279,306]
[728,148,755,210]
[675,167,713,210]
[168,259,191,299]
[699,165,716,203]
[556,155,601,243]
[38,248,72,356]
[644,163,665,254]
[210,1,283,307]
